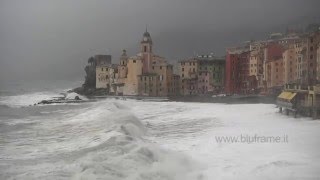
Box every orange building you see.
[266,57,284,88]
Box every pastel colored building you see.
[283,44,297,84]
[197,55,225,93]
[178,55,225,95]
[265,57,284,88]
[178,58,198,95]
[123,56,143,96]
[225,48,252,95]
[306,31,320,84]
[263,43,285,91]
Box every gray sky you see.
[0,0,319,83]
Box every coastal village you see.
[79,24,320,119]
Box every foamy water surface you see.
[1,96,320,180]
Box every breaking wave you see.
[1,100,203,180]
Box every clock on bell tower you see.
[140,28,153,53]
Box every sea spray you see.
[69,100,203,180]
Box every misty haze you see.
[1,0,320,179]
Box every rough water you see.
[1,82,320,179]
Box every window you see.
[144,46,147,52]
[152,66,154,70]
[182,68,184,72]
[310,46,313,51]
[133,60,136,63]
[160,66,162,70]
[101,68,103,71]
[310,55,313,59]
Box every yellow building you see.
[123,56,143,96]
[249,41,266,90]
[178,59,198,95]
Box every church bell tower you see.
[140,27,153,73]
[140,28,153,53]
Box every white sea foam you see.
[2,99,320,179]
[1,99,204,180]
[0,91,61,107]
[130,102,320,179]
[0,90,87,107]
[65,92,88,100]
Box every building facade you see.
[225,48,251,94]
[95,55,113,90]
[178,55,225,95]
[283,45,297,84]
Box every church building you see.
[120,29,180,96]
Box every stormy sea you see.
[1,80,320,180]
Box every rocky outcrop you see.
[70,87,109,96]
